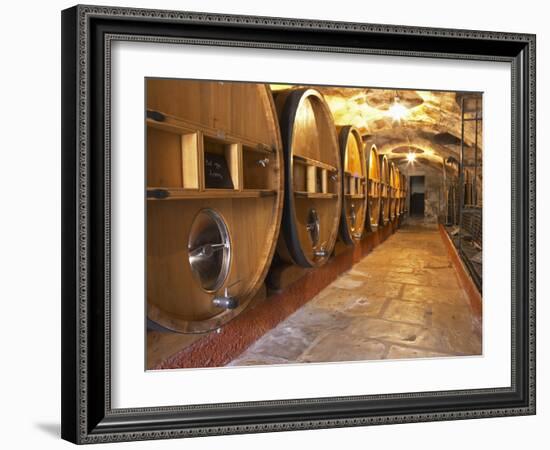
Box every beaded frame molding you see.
[61,4,536,444]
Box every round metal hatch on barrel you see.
[146,79,284,333]
[338,126,367,245]
[187,209,231,293]
[274,88,342,268]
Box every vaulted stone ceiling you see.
[270,85,482,170]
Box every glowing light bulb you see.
[406,152,416,163]
[388,97,408,121]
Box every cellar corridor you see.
[228,219,482,366]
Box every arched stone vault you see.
[368,132,458,163]
[270,85,482,164]
[313,86,483,165]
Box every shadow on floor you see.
[35,422,60,438]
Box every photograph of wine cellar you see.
[146,78,483,370]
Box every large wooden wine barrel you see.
[146,79,284,333]
[338,126,367,244]
[389,162,401,220]
[367,144,382,230]
[379,155,391,224]
[274,88,342,267]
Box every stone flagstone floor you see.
[228,221,482,367]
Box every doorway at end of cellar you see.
[409,175,425,216]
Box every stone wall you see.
[397,161,445,223]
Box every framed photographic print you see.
[61,4,536,444]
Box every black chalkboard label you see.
[204,152,234,189]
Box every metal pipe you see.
[473,97,479,206]
[459,96,465,252]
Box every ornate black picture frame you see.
[61,4,536,444]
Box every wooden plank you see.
[294,154,337,172]
[344,170,365,179]
[225,143,242,191]
[306,165,317,193]
[345,194,365,199]
[147,127,183,188]
[197,131,205,191]
[242,143,274,155]
[147,117,196,135]
[147,114,274,154]
[181,133,199,189]
[147,188,276,200]
[349,174,356,195]
[294,191,337,199]
[321,169,328,194]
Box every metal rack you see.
[443,157,459,226]
[456,94,483,291]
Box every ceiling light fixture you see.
[405,134,416,164]
[388,96,408,121]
